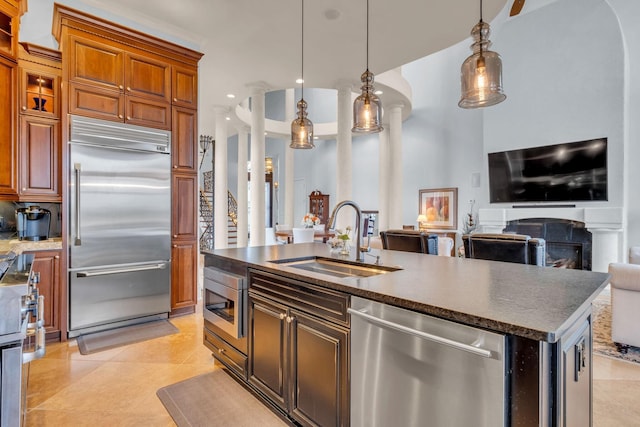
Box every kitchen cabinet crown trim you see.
[52,4,203,66]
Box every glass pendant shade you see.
[459,20,506,109]
[290,98,314,149]
[352,69,383,133]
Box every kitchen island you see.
[203,243,610,427]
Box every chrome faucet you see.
[327,200,368,262]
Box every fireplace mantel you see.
[478,206,623,272]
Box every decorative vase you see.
[340,240,350,255]
[33,97,47,112]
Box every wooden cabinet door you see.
[18,116,60,201]
[172,106,197,171]
[125,95,171,130]
[19,68,60,119]
[0,56,17,197]
[69,35,123,92]
[0,1,19,60]
[29,250,62,341]
[69,81,124,122]
[124,52,170,102]
[289,309,349,427]
[248,293,288,409]
[170,240,197,310]
[172,65,197,108]
[171,172,197,241]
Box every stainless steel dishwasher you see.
[349,296,506,427]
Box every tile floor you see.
[24,304,640,426]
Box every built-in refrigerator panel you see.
[69,142,171,268]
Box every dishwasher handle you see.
[348,307,493,358]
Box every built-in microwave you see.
[203,267,246,340]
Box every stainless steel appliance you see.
[68,115,171,338]
[0,252,46,426]
[15,206,51,241]
[203,267,247,340]
[349,296,506,427]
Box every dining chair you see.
[292,228,315,243]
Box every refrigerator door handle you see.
[74,163,82,246]
[75,263,168,278]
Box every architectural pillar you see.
[335,83,353,231]
[284,88,295,227]
[250,86,266,246]
[378,127,390,232]
[213,107,229,249]
[236,126,249,247]
[387,104,404,229]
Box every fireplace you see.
[477,206,623,273]
[503,219,592,270]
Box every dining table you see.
[275,229,335,244]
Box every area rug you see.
[157,370,288,427]
[592,298,640,364]
[77,320,179,355]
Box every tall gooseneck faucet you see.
[327,200,367,262]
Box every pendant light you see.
[458,0,506,108]
[352,0,383,133]
[290,0,314,149]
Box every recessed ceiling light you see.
[296,78,304,84]
[313,136,319,140]
[374,90,383,95]
[225,116,231,121]
[226,93,236,99]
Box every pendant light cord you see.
[301,0,305,99]
[366,0,370,71]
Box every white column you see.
[250,87,266,246]
[378,127,390,232]
[335,83,353,231]
[388,104,404,229]
[284,88,295,227]
[213,107,229,248]
[589,229,622,272]
[236,126,249,247]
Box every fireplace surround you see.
[478,206,623,273]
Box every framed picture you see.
[419,187,458,230]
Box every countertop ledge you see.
[203,243,611,343]
[0,238,63,254]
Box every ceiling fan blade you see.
[510,0,525,16]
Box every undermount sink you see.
[270,256,401,278]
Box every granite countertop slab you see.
[203,243,611,343]
[0,238,63,254]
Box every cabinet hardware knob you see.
[126,116,131,120]
[119,85,124,90]
[279,313,286,320]
[286,316,294,323]
[172,244,177,248]
[126,87,131,92]
[22,106,27,111]
[173,235,178,238]
[22,188,26,191]
[54,255,60,259]
[218,348,225,354]
[118,115,123,119]
[173,165,178,169]
[173,97,178,102]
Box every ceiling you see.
[78,0,511,110]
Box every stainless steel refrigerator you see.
[68,115,172,338]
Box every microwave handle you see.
[74,163,82,246]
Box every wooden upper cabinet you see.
[19,43,63,119]
[18,116,60,201]
[0,56,17,198]
[172,65,197,108]
[125,52,170,102]
[69,35,124,92]
[0,0,20,60]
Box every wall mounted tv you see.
[488,138,608,203]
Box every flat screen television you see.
[488,138,608,203]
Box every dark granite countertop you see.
[203,243,610,343]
